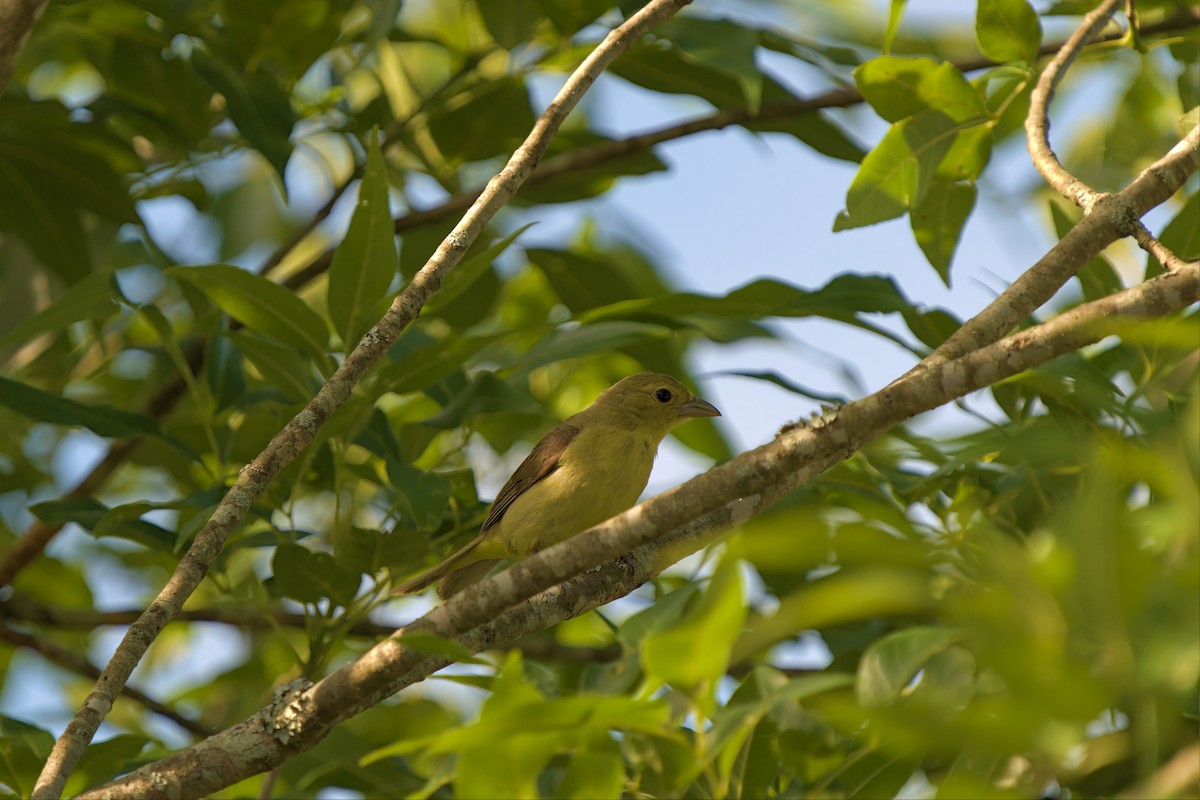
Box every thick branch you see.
[78,263,1199,799]
[30,2,693,797]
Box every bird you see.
[391,372,720,599]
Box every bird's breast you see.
[493,425,660,556]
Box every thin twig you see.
[0,594,398,638]
[30,2,694,796]
[1131,222,1192,271]
[0,623,215,738]
[1025,0,1121,211]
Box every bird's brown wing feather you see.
[481,422,580,532]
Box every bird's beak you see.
[678,397,721,418]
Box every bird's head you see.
[591,372,720,433]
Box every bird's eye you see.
[655,388,672,403]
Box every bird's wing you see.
[480,422,580,532]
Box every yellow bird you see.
[392,372,720,599]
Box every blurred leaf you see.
[192,50,295,179]
[426,223,534,316]
[976,0,1043,63]
[0,715,55,799]
[28,497,176,551]
[660,16,763,112]
[515,321,673,373]
[834,110,960,231]
[476,0,543,49]
[226,330,320,403]
[0,269,120,350]
[1149,190,1198,277]
[535,0,612,35]
[426,76,536,163]
[329,135,399,350]
[422,371,542,429]
[65,734,149,795]
[205,332,247,412]
[0,98,139,280]
[272,543,360,606]
[518,131,670,203]
[167,265,329,360]
[385,460,453,530]
[611,39,745,109]
[0,376,169,442]
[856,626,962,707]
[641,559,747,690]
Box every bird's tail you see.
[391,537,484,596]
[437,560,501,599]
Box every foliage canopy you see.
[0,0,1197,798]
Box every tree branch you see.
[1025,0,1121,211]
[916,123,1199,373]
[0,624,215,738]
[29,2,694,796]
[1116,740,1200,800]
[0,0,47,96]
[0,593,397,637]
[76,261,1199,799]
[3,5,1194,591]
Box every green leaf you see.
[0,715,55,799]
[205,332,247,412]
[519,130,672,203]
[834,110,960,231]
[426,76,536,163]
[556,743,625,800]
[0,98,139,280]
[192,50,295,180]
[225,330,319,403]
[660,17,763,112]
[976,0,1043,63]
[515,321,673,373]
[0,376,168,441]
[856,626,962,707]
[426,223,534,316]
[272,543,360,606]
[641,560,747,690]
[1150,190,1199,277]
[167,265,329,360]
[28,497,176,552]
[883,0,908,54]
[386,461,454,531]
[329,135,398,350]
[611,39,746,110]
[535,0,612,35]
[422,372,542,429]
[0,269,120,350]
[753,107,867,162]
[65,734,150,795]
[911,180,976,283]
[855,56,986,123]
[476,0,543,49]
